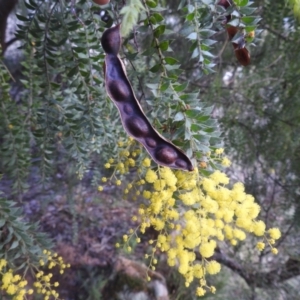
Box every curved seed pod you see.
[101,25,194,171]
[105,55,134,102]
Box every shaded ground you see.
[0,167,185,299]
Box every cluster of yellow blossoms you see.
[99,142,281,296]
[0,259,33,300]
[34,250,70,299]
[0,250,70,300]
[98,138,140,191]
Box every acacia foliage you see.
[0,0,293,298]
[195,0,300,298]
[0,0,262,191]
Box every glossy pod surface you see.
[101,25,194,171]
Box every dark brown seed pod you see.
[105,55,134,102]
[125,116,150,138]
[101,24,121,55]
[101,25,194,172]
[154,147,177,164]
[107,80,132,101]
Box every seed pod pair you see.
[218,0,251,66]
[101,25,194,171]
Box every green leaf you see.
[239,7,257,14]
[202,39,217,46]
[68,66,78,77]
[16,14,29,22]
[159,41,169,51]
[199,29,216,38]
[9,240,19,251]
[186,109,201,118]
[165,57,179,65]
[234,0,249,7]
[245,25,257,32]
[146,0,157,8]
[153,12,164,22]
[241,16,261,25]
[149,16,157,24]
[149,64,162,73]
[186,13,195,21]
[173,82,188,92]
[24,1,36,10]
[154,25,165,37]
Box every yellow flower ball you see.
[268,228,281,240]
[221,157,231,167]
[199,242,215,258]
[145,169,158,183]
[256,242,265,251]
[215,148,224,155]
[142,158,151,167]
[206,260,221,275]
[193,264,205,278]
[153,179,166,191]
[6,284,17,295]
[210,170,229,185]
[196,287,206,296]
[253,220,266,236]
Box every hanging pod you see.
[218,0,251,66]
[101,24,194,171]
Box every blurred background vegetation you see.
[1,0,300,299]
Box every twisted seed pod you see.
[101,24,194,171]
